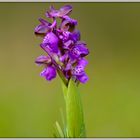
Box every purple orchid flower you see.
[35,18,57,36]
[72,58,88,83]
[41,32,59,53]
[35,18,50,35]
[46,5,72,18]
[35,5,89,84]
[69,42,89,60]
[60,16,77,32]
[35,55,57,81]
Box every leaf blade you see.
[65,79,86,137]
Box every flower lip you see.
[72,65,85,76]
[77,72,89,83]
[40,66,57,81]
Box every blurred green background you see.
[0,2,140,137]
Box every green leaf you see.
[65,79,86,137]
[61,79,68,99]
[54,121,65,138]
[60,108,67,137]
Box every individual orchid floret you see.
[46,5,72,18]
[69,42,89,60]
[41,32,59,53]
[35,18,57,36]
[60,16,77,32]
[35,55,57,81]
[35,5,89,85]
[72,58,88,83]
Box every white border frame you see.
[0,0,140,2]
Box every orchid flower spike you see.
[35,5,89,86]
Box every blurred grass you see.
[0,2,140,137]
